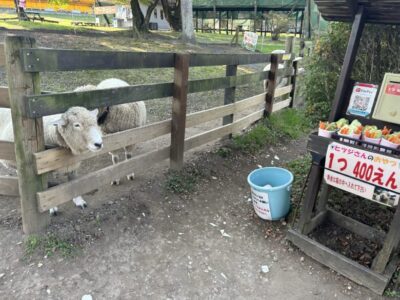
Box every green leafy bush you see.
[304,23,400,123]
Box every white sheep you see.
[0,106,103,214]
[77,78,147,185]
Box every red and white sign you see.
[346,82,378,117]
[242,32,258,52]
[324,142,400,206]
[385,83,400,96]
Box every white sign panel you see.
[346,83,378,118]
[251,189,272,220]
[324,142,400,206]
[242,32,258,52]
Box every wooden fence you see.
[0,36,303,233]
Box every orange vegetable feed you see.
[319,122,327,130]
[382,126,392,136]
[340,127,349,135]
[353,125,363,135]
[388,136,400,144]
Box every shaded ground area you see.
[0,135,383,299]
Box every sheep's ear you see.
[49,118,66,127]
[90,108,99,117]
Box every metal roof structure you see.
[193,0,306,11]
[314,0,400,24]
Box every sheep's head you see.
[52,107,103,155]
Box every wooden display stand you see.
[287,4,400,295]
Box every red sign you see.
[385,83,400,96]
[324,142,400,206]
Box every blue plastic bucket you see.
[247,167,293,220]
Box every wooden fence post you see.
[170,53,189,170]
[290,59,299,108]
[5,36,49,234]
[299,38,305,57]
[223,64,238,127]
[265,54,279,116]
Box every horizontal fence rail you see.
[36,146,171,212]
[21,49,176,72]
[20,49,280,72]
[0,86,9,108]
[24,82,174,118]
[0,140,16,161]
[34,119,171,175]
[0,44,4,68]
[0,176,19,197]
[23,67,293,118]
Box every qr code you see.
[352,95,369,111]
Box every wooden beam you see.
[0,86,10,108]
[189,71,269,94]
[5,36,50,234]
[0,44,4,67]
[298,164,324,233]
[37,146,170,212]
[170,54,189,170]
[327,208,386,244]
[223,65,238,126]
[329,5,366,121]
[34,119,171,175]
[302,210,328,235]
[186,92,265,128]
[24,82,173,118]
[185,109,264,151]
[372,203,400,273]
[0,176,19,197]
[0,140,16,161]
[272,98,292,113]
[21,49,175,72]
[265,54,279,116]
[189,53,272,66]
[274,85,293,98]
[287,229,391,295]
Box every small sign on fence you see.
[324,142,400,207]
[242,32,258,52]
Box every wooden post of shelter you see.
[170,53,189,170]
[5,36,50,234]
[287,1,400,295]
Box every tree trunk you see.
[160,0,181,31]
[13,0,19,13]
[181,0,195,43]
[144,0,159,30]
[130,0,145,36]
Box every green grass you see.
[233,122,278,153]
[268,108,312,139]
[165,165,204,194]
[25,234,77,258]
[232,108,312,154]
[385,289,400,298]
[0,13,122,32]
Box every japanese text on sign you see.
[324,142,400,206]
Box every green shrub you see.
[304,22,400,123]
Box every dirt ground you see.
[0,135,384,300]
[0,30,387,299]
